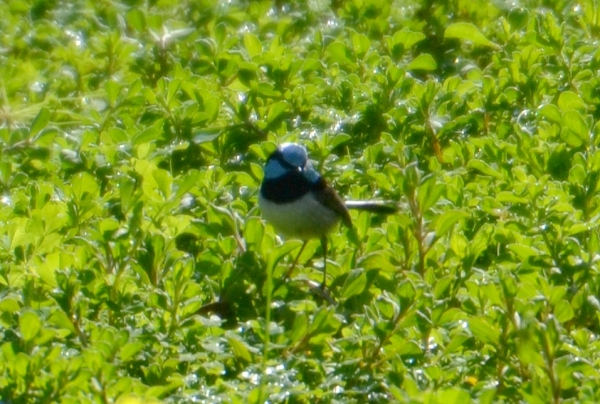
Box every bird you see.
[258,142,397,291]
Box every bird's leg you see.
[305,236,334,304]
[284,240,308,280]
[282,237,335,305]
[320,236,328,289]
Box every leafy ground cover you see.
[2,0,600,402]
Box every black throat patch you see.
[261,174,328,204]
[261,150,327,203]
[261,171,312,203]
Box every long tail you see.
[344,200,399,214]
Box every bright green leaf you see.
[19,311,41,342]
[71,172,99,201]
[435,210,469,237]
[407,54,437,71]
[153,168,173,200]
[561,110,589,147]
[508,243,541,260]
[445,22,500,49]
[244,32,262,58]
[467,159,503,178]
[341,269,367,298]
[558,91,586,112]
[554,300,574,323]
[351,32,371,56]
[30,107,50,138]
[228,335,253,362]
[468,317,499,345]
[391,29,426,49]
[266,101,289,125]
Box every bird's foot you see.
[306,280,336,305]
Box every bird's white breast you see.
[258,193,340,240]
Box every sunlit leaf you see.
[561,110,589,147]
[468,317,499,345]
[19,311,41,342]
[29,107,50,138]
[341,269,367,298]
[244,32,262,58]
[435,210,469,237]
[445,22,500,49]
[407,54,437,71]
[351,32,371,57]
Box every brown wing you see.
[313,178,352,228]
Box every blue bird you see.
[258,143,397,290]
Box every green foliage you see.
[2,0,600,402]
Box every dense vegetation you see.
[2,0,600,402]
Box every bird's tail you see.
[344,200,399,214]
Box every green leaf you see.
[30,107,50,138]
[193,130,221,144]
[468,317,499,345]
[244,32,262,58]
[174,169,200,199]
[35,251,60,286]
[133,120,164,145]
[569,163,586,185]
[407,54,437,71]
[418,177,445,213]
[105,80,120,106]
[445,23,500,49]
[308,307,341,335]
[508,243,540,260]
[538,104,561,123]
[120,341,145,362]
[558,91,586,112]
[19,311,41,342]
[481,283,502,306]
[0,161,10,185]
[289,314,309,344]
[436,388,471,404]
[433,275,453,299]
[170,78,184,102]
[119,174,137,212]
[467,159,502,178]
[450,233,468,259]
[7,217,29,250]
[14,353,29,376]
[126,9,146,32]
[444,333,471,354]
[106,127,129,144]
[351,32,371,57]
[568,223,588,235]
[561,110,589,147]
[203,95,220,122]
[71,172,99,201]
[48,310,76,334]
[244,216,264,249]
[554,300,574,323]
[228,335,253,362]
[329,133,351,148]
[341,269,367,298]
[435,210,469,237]
[152,168,173,200]
[391,29,426,49]
[496,191,528,204]
[266,101,290,125]
[326,41,352,66]
[0,298,20,313]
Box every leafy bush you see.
[2,0,600,403]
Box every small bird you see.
[258,142,397,290]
